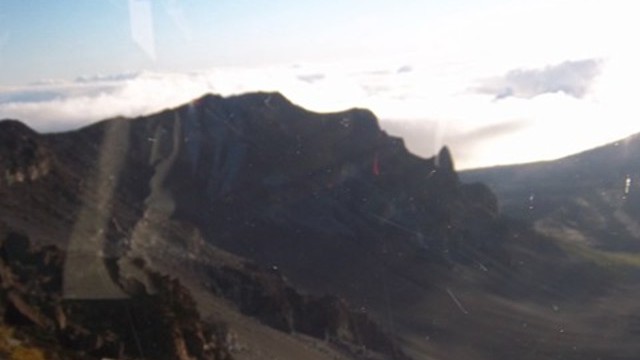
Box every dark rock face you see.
[0,230,233,360]
[2,93,419,358]
[205,263,407,358]
[0,218,405,360]
[93,92,499,286]
[33,92,501,308]
[4,92,627,360]
[0,120,53,186]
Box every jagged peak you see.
[181,92,383,140]
[435,145,455,171]
[176,91,376,118]
[191,91,293,109]
[192,92,223,104]
[0,119,37,135]
[344,107,380,125]
[230,91,290,103]
[0,120,40,146]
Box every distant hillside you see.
[462,133,640,252]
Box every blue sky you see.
[0,0,484,84]
[0,0,639,169]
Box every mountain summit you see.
[1,93,639,359]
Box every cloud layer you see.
[0,54,638,170]
[1,71,214,131]
[0,61,431,132]
[473,59,603,100]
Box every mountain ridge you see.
[1,92,639,359]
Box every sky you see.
[0,0,639,169]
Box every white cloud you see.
[297,73,325,84]
[473,59,603,99]
[381,119,530,170]
[0,71,213,131]
[1,52,639,170]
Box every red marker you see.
[373,153,380,176]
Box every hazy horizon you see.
[1,0,639,169]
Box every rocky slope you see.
[461,133,640,253]
[1,93,639,359]
[0,228,232,360]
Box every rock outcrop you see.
[0,230,233,360]
[0,120,53,187]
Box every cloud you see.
[0,55,638,170]
[74,72,142,83]
[0,61,419,133]
[457,120,528,142]
[0,71,216,131]
[297,73,325,83]
[360,84,391,97]
[380,119,529,170]
[473,59,603,100]
[396,65,413,74]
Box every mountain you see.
[461,133,640,254]
[1,92,640,359]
